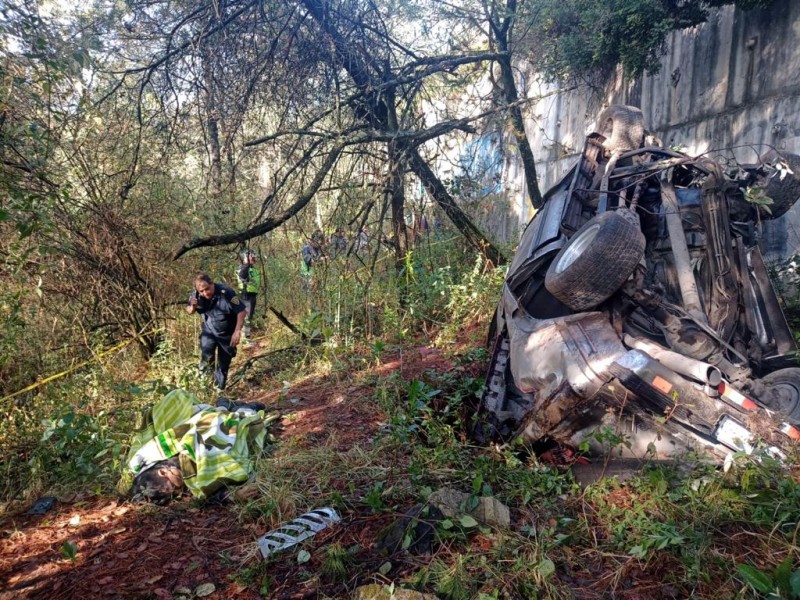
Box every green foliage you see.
[374,375,445,446]
[744,186,775,214]
[722,453,800,528]
[738,557,800,599]
[0,291,31,388]
[60,540,78,562]
[434,254,505,345]
[229,558,273,594]
[364,481,386,511]
[320,544,354,582]
[578,426,633,456]
[527,0,776,80]
[40,407,117,474]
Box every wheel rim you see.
[768,380,800,417]
[554,223,601,274]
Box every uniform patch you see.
[231,296,241,305]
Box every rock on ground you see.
[428,487,510,529]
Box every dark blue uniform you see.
[188,283,245,389]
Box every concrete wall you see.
[504,0,800,261]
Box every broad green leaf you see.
[790,568,800,596]
[537,558,556,579]
[401,532,413,550]
[459,514,479,528]
[774,556,793,597]
[737,564,774,594]
[195,583,215,597]
[628,545,645,559]
[378,561,392,576]
[60,541,78,561]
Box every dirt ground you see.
[0,343,459,600]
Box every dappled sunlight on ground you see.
[243,344,459,452]
[0,498,259,599]
[0,338,471,599]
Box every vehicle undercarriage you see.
[474,105,800,465]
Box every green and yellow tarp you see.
[128,389,278,498]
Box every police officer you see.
[300,231,323,292]
[235,249,261,340]
[186,272,246,390]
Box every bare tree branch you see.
[173,142,344,258]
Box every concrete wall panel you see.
[501,0,800,260]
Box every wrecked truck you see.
[474,105,800,463]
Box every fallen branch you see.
[268,306,306,339]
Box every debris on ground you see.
[0,345,471,598]
[354,583,440,600]
[376,504,444,556]
[257,507,341,559]
[26,496,57,516]
[429,487,511,529]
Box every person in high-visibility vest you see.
[235,249,261,340]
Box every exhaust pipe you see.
[623,334,722,388]
[660,176,707,324]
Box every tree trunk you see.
[173,144,343,258]
[497,55,542,209]
[300,0,505,265]
[201,45,222,202]
[493,0,543,209]
[388,144,407,270]
[405,147,506,266]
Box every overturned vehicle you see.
[475,105,800,463]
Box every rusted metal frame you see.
[660,171,707,324]
[700,167,740,342]
[560,134,604,234]
[748,245,797,359]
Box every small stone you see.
[472,496,510,529]
[195,582,216,597]
[234,482,260,500]
[354,583,439,600]
[429,487,510,529]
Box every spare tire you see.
[761,150,800,220]
[545,210,645,311]
[758,368,800,425]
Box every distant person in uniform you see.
[235,249,261,340]
[329,228,347,258]
[354,227,368,254]
[300,231,324,291]
[186,272,246,390]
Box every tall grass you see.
[0,229,504,509]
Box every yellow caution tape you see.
[0,327,160,405]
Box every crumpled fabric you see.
[127,389,278,498]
